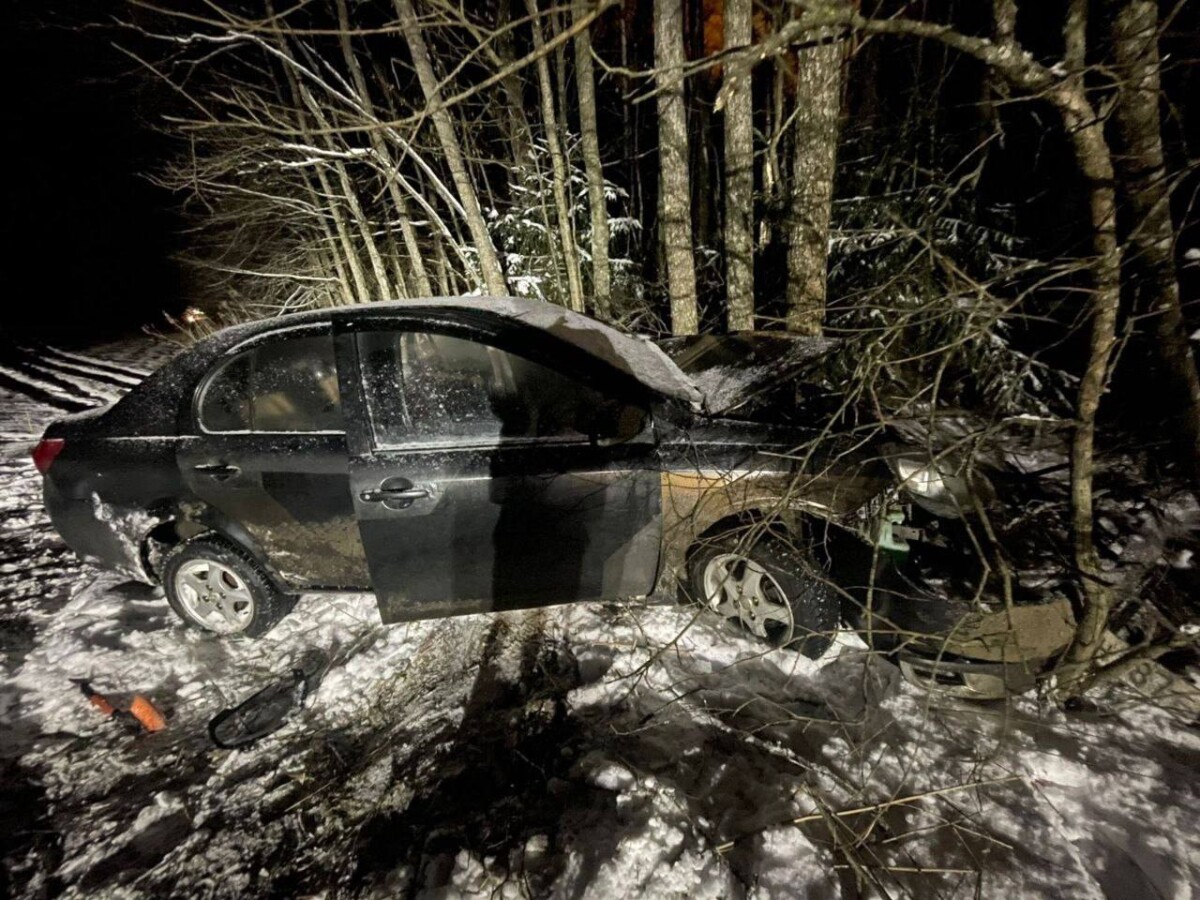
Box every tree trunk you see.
[273,50,373,305]
[496,0,534,178]
[654,0,698,335]
[368,57,478,284]
[723,0,755,332]
[785,24,844,335]
[1058,109,1122,684]
[1109,0,1200,482]
[525,0,587,313]
[312,207,357,307]
[433,230,452,296]
[298,86,394,301]
[336,0,433,298]
[726,6,1128,691]
[312,163,371,303]
[394,0,507,297]
[573,0,613,319]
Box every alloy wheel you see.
[174,559,256,634]
[702,552,794,643]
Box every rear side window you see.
[199,334,342,433]
[356,331,647,447]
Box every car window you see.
[356,331,647,447]
[199,334,342,433]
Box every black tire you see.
[162,535,294,638]
[687,532,839,659]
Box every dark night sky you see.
[5,6,184,346]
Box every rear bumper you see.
[42,478,157,582]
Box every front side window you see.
[199,333,342,433]
[356,331,647,447]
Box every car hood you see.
[656,333,838,415]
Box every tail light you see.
[32,438,65,474]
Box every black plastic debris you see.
[208,649,329,749]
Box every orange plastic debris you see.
[87,694,116,717]
[129,695,167,733]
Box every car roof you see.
[220,297,703,406]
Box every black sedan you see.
[34,298,1074,693]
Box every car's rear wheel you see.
[688,532,839,659]
[162,536,293,637]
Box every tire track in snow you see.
[22,348,143,388]
[0,367,93,413]
[0,342,147,414]
[38,344,150,380]
[13,359,123,404]
[0,356,111,407]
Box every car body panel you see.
[349,441,662,622]
[331,307,665,622]
[926,597,1077,664]
[177,433,370,590]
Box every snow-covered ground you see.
[2,338,1198,899]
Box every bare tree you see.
[573,0,613,320]
[526,0,586,314]
[721,0,1128,691]
[395,0,507,297]
[495,0,535,178]
[335,0,432,299]
[1109,0,1200,482]
[272,29,376,307]
[723,0,756,332]
[654,0,699,335]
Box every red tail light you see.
[32,438,65,474]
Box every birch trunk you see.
[525,0,586,313]
[573,0,612,319]
[336,0,433,298]
[785,26,843,335]
[496,0,534,175]
[302,88,394,301]
[1110,0,1200,482]
[654,0,698,335]
[723,0,755,331]
[274,51,373,305]
[394,0,507,297]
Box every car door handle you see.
[193,463,240,479]
[360,486,431,503]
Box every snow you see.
[6,566,1199,897]
[690,361,775,414]
[4,338,1200,898]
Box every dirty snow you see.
[3,338,1200,899]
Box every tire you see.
[687,531,839,659]
[162,535,294,638]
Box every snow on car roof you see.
[345,297,704,406]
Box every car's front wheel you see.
[688,532,839,659]
[162,536,294,637]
